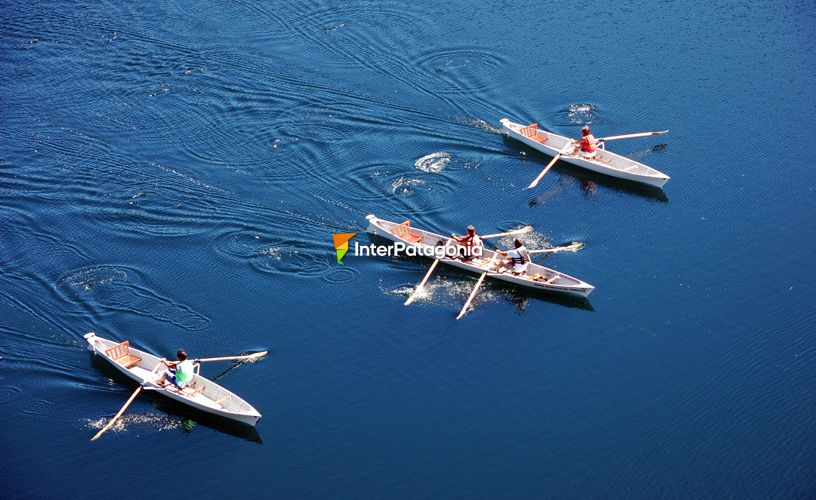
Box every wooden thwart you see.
[390,220,423,243]
[105,341,141,369]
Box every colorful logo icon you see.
[332,233,356,265]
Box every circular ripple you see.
[214,230,332,278]
[20,399,56,415]
[412,47,509,96]
[0,386,22,404]
[390,177,427,197]
[322,267,360,284]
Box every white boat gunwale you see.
[365,215,594,298]
[85,332,262,426]
[500,118,670,188]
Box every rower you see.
[450,225,482,261]
[571,125,598,159]
[495,239,530,275]
[156,348,197,390]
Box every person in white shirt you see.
[496,239,530,275]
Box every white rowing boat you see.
[85,332,262,426]
[500,118,670,188]
[365,214,594,298]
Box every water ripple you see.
[56,265,211,331]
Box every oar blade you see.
[91,386,143,441]
[456,272,488,320]
[405,259,440,306]
[196,351,269,363]
[526,149,566,189]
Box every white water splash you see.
[567,103,598,124]
[414,152,452,173]
[86,413,181,433]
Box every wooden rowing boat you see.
[365,215,594,298]
[500,118,670,188]
[85,332,262,426]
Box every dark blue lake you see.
[2,0,814,497]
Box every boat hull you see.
[85,333,261,426]
[500,118,670,188]
[365,215,594,298]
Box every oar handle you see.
[597,130,669,141]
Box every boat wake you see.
[56,265,212,331]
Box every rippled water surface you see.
[2,0,815,497]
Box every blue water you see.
[2,0,815,497]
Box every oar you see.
[91,363,164,441]
[456,272,488,320]
[195,351,268,363]
[456,254,497,320]
[528,242,584,254]
[405,259,440,306]
[526,144,571,189]
[91,386,143,441]
[480,227,532,239]
[597,130,669,141]
[406,235,457,306]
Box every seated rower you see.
[450,225,482,261]
[495,239,531,275]
[571,125,598,159]
[156,348,197,390]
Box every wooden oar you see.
[480,227,532,239]
[526,145,571,189]
[406,235,457,306]
[195,351,268,363]
[91,386,142,441]
[528,242,584,254]
[456,254,497,320]
[597,130,669,141]
[405,259,440,306]
[91,363,163,441]
[456,271,488,320]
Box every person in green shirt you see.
[156,348,196,390]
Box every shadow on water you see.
[89,354,263,444]
[500,136,670,202]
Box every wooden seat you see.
[520,123,538,137]
[105,341,141,369]
[390,220,423,244]
[520,123,548,144]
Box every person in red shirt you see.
[572,125,598,158]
